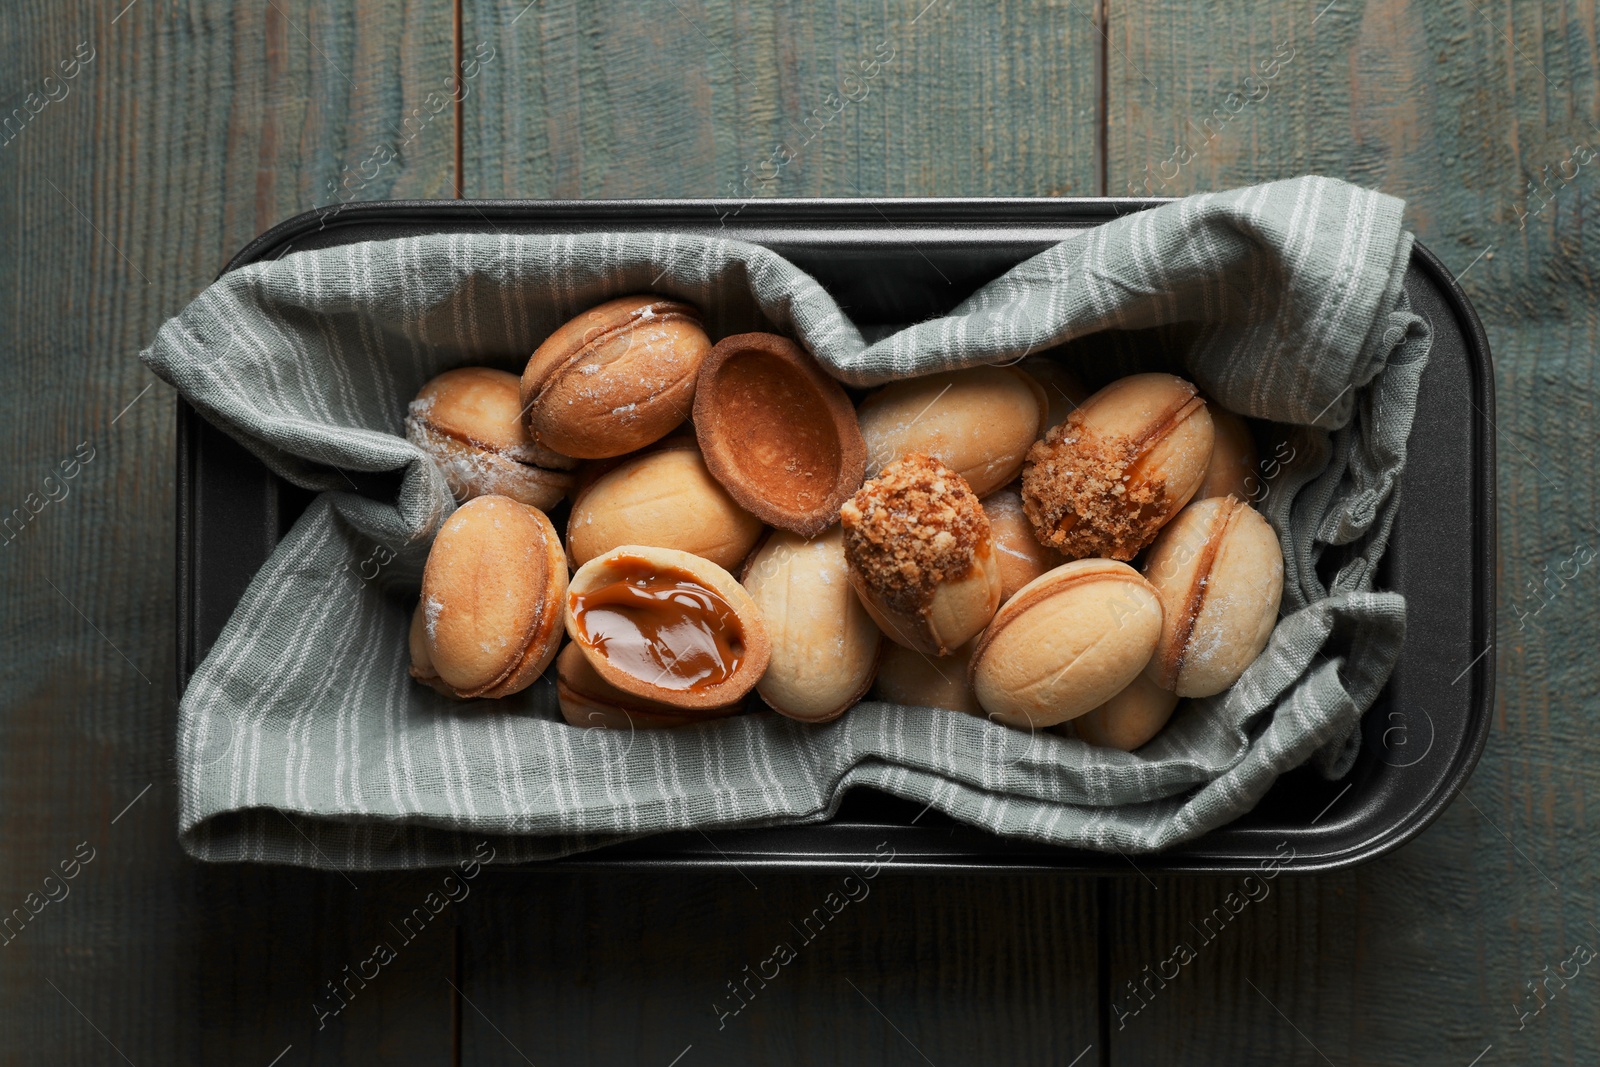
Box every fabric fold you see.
[143,176,1427,869]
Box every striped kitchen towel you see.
[141,176,1428,869]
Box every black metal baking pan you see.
[178,198,1496,874]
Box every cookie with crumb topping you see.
[840,453,1002,656]
[1021,373,1214,561]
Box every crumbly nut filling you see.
[840,452,990,615]
[1021,416,1167,561]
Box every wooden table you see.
[2,2,1591,1063]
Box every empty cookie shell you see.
[969,559,1163,730]
[1141,495,1284,698]
[555,643,743,729]
[857,366,1049,496]
[1021,372,1215,561]
[565,544,771,711]
[413,495,568,699]
[520,295,712,459]
[567,442,764,572]
[406,367,577,509]
[694,332,867,538]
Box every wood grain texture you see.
[460,871,1101,1066]
[0,0,455,1062]
[1107,1,1600,1063]
[6,0,1596,1062]
[460,0,1101,198]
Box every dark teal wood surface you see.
[1,1,1586,1064]
[1107,2,1599,1062]
[0,0,457,1063]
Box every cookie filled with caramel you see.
[564,544,771,712]
[555,643,745,730]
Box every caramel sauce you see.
[570,556,746,691]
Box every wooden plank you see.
[0,0,456,1062]
[1106,1,1600,1063]
[460,870,1101,1065]
[453,8,1105,1062]
[1103,867,1353,1062]
[460,0,1101,198]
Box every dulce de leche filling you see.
[570,556,747,691]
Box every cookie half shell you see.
[694,332,867,537]
[564,544,771,711]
